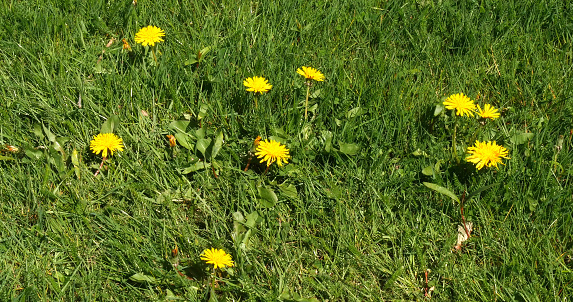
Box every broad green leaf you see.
[423,182,460,203]
[25,148,43,160]
[510,132,534,145]
[257,186,277,208]
[278,182,298,199]
[100,115,120,134]
[181,161,210,174]
[129,273,157,284]
[434,104,445,116]
[310,89,321,99]
[0,155,14,161]
[245,211,260,228]
[199,46,211,58]
[33,124,44,139]
[53,137,69,156]
[174,133,194,150]
[43,125,56,143]
[196,138,212,158]
[211,130,224,159]
[324,184,342,200]
[184,58,198,65]
[339,142,360,155]
[412,149,429,157]
[322,130,333,153]
[346,107,364,118]
[421,165,434,176]
[232,211,246,241]
[197,104,209,120]
[169,120,191,133]
[195,127,206,139]
[71,149,80,179]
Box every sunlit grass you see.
[0,0,572,300]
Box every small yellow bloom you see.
[297,66,325,81]
[443,93,476,117]
[90,133,124,158]
[243,76,272,94]
[134,25,165,47]
[200,248,235,270]
[166,135,177,147]
[255,139,290,167]
[122,39,132,51]
[476,104,500,120]
[466,140,510,170]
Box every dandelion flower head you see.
[200,248,235,269]
[477,104,500,120]
[243,76,272,94]
[255,139,290,167]
[466,140,510,170]
[297,66,325,82]
[443,93,476,117]
[90,133,124,158]
[134,25,165,47]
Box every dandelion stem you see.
[151,47,157,63]
[94,157,106,176]
[452,122,459,163]
[304,82,311,121]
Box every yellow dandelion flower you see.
[466,141,510,170]
[297,66,325,81]
[243,76,272,94]
[200,248,235,270]
[443,93,476,117]
[477,104,500,120]
[255,139,290,167]
[90,133,124,158]
[134,25,165,47]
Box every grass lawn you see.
[1,0,572,300]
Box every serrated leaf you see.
[510,132,534,145]
[423,182,460,203]
[100,115,120,134]
[339,142,360,155]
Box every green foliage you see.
[0,0,572,300]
